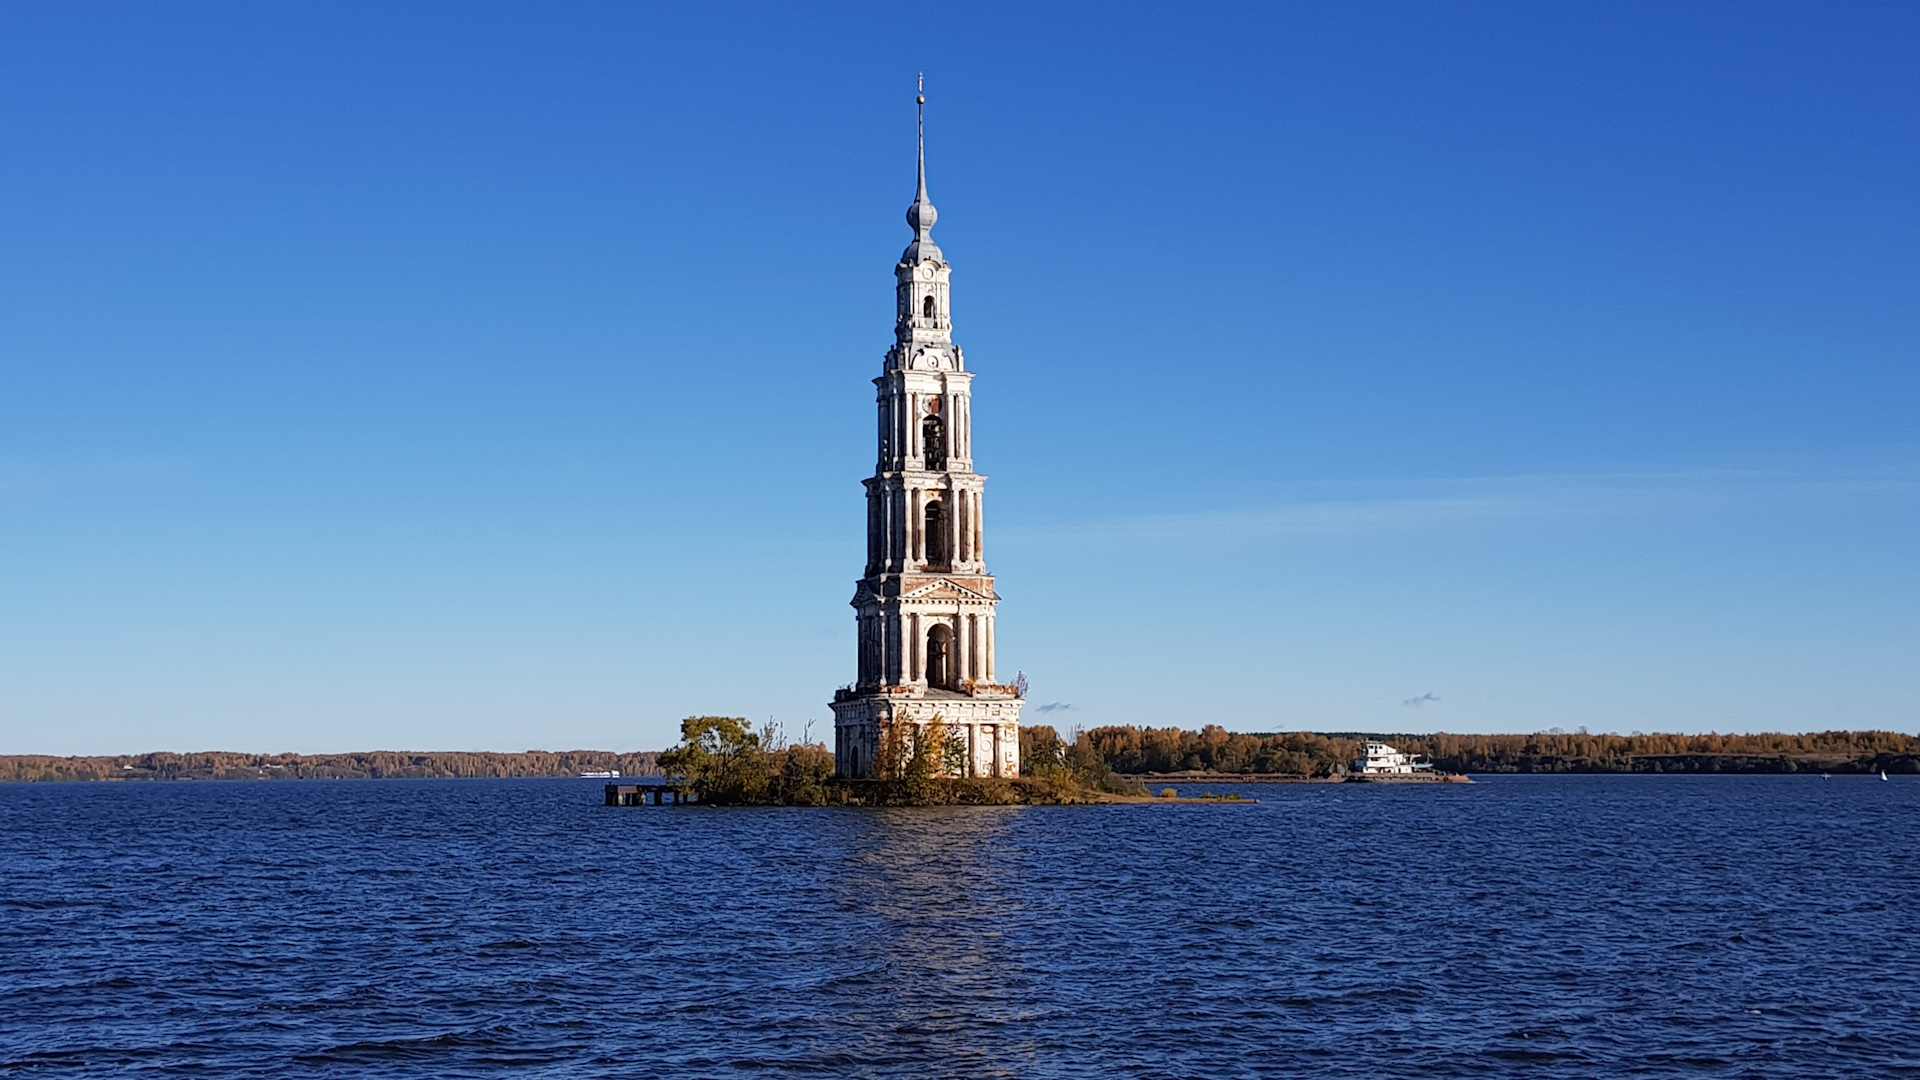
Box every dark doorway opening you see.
[926,623,953,689]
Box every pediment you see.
[902,578,995,603]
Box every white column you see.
[946,485,957,566]
[909,488,921,563]
[894,612,905,685]
[898,487,910,570]
[975,490,985,563]
[909,613,922,683]
[955,613,969,687]
[895,488,906,568]
[969,491,977,563]
[959,488,971,563]
[970,490,980,565]
[985,614,996,683]
[890,488,902,570]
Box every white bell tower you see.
[830,83,1025,779]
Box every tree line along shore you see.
[4,726,1916,785]
[1080,726,1920,777]
[0,750,665,783]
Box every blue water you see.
[2,775,1915,1077]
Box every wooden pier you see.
[605,784,690,806]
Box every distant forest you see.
[1079,726,1920,776]
[0,750,663,783]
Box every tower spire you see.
[903,74,942,264]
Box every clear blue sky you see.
[1,2,1914,755]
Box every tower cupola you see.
[900,84,944,267]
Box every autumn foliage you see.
[655,716,838,805]
[1084,725,1357,777]
[1079,725,1920,775]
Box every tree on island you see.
[656,716,835,805]
[1019,724,1132,798]
[872,713,971,802]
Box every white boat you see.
[1882,770,1890,782]
[580,770,621,779]
[1354,741,1434,776]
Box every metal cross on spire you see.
[902,73,941,263]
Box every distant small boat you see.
[1882,770,1890,782]
[581,770,621,779]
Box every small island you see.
[650,716,1248,806]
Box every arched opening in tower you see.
[923,498,947,568]
[922,293,935,319]
[926,623,954,689]
[922,415,945,470]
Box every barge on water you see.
[1346,741,1470,783]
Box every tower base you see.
[830,687,1024,779]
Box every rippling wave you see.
[2,775,1915,1077]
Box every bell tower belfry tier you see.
[830,84,1025,780]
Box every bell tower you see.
[830,82,1025,780]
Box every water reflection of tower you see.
[829,83,1026,779]
[815,807,1033,1067]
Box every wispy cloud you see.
[1034,702,1076,713]
[1402,692,1441,707]
[996,466,1920,545]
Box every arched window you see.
[922,294,935,319]
[922,415,945,470]
[923,499,946,567]
[926,624,953,689]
